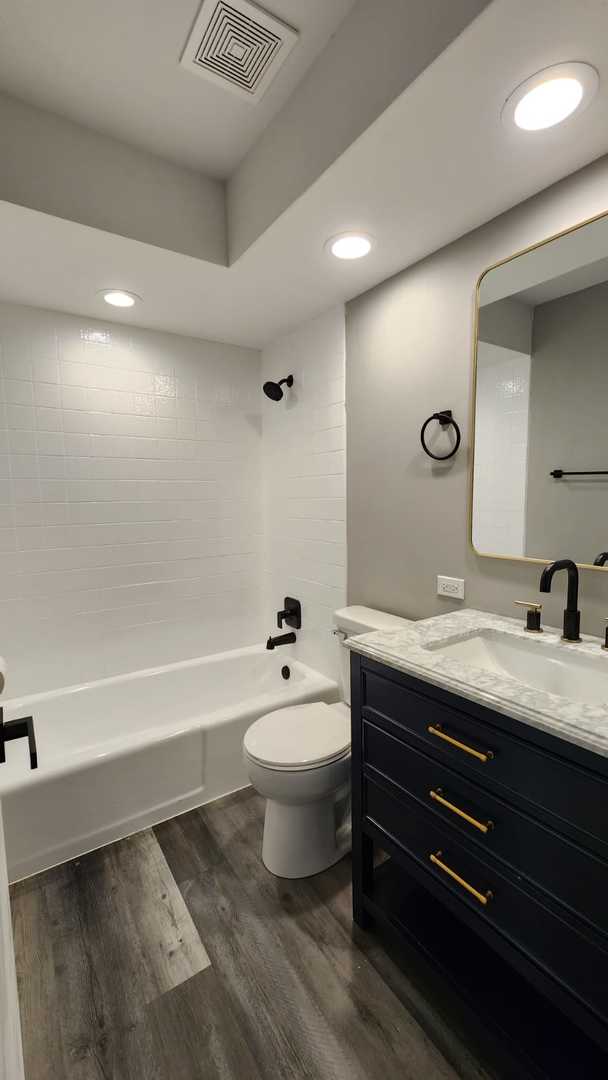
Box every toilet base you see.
[262,795,351,879]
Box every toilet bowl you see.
[244,701,351,878]
[244,605,413,879]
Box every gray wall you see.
[478,297,532,353]
[0,93,226,265]
[346,154,608,637]
[525,281,608,564]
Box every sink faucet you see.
[539,559,581,643]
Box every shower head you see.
[263,374,293,401]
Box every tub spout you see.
[266,632,296,650]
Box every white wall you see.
[227,0,490,260]
[0,302,263,694]
[261,307,346,680]
[473,343,530,556]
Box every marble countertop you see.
[347,608,608,758]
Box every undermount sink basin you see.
[428,629,608,707]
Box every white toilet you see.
[243,605,413,878]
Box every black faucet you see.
[539,559,582,642]
[594,552,608,566]
[266,632,296,650]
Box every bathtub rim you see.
[0,645,339,796]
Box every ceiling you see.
[0,0,355,177]
[1,0,608,348]
[515,259,608,308]
[482,213,608,307]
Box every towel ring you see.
[420,410,461,461]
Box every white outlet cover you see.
[437,575,465,600]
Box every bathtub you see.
[0,646,338,882]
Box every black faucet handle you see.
[0,711,38,770]
[514,601,543,633]
[277,597,301,630]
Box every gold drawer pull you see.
[430,851,493,906]
[429,788,494,834]
[427,723,493,763]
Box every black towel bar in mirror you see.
[420,410,461,461]
[551,468,608,479]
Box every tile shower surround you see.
[261,307,347,679]
[0,302,263,690]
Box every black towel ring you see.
[420,410,461,461]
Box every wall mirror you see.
[471,210,608,570]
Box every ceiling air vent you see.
[180,0,299,102]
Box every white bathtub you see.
[0,646,338,881]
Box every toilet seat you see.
[243,701,350,771]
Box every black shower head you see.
[263,374,293,401]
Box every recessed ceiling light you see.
[503,62,598,131]
[102,290,140,308]
[327,233,373,260]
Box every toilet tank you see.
[333,606,413,705]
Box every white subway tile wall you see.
[261,307,346,680]
[0,302,263,693]
[473,342,531,557]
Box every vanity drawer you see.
[363,720,608,936]
[364,777,608,1026]
[362,667,608,853]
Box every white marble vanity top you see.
[347,609,608,758]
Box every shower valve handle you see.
[277,597,302,630]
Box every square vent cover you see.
[180,0,299,102]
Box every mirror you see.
[471,210,608,570]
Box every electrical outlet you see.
[437,575,465,600]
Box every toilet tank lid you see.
[333,605,413,635]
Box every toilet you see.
[243,605,413,878]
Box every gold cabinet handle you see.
[429,788,494,834]
[427,723,493,763]
[430,851,493,906]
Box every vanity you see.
[349,611,608,1078]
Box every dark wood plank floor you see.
[11,787,496,1080]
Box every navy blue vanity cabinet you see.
[351,652,608,1078]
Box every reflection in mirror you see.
[472,211,608,568]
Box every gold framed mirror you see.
[470,208,608,571]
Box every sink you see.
[428,629,608,707]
